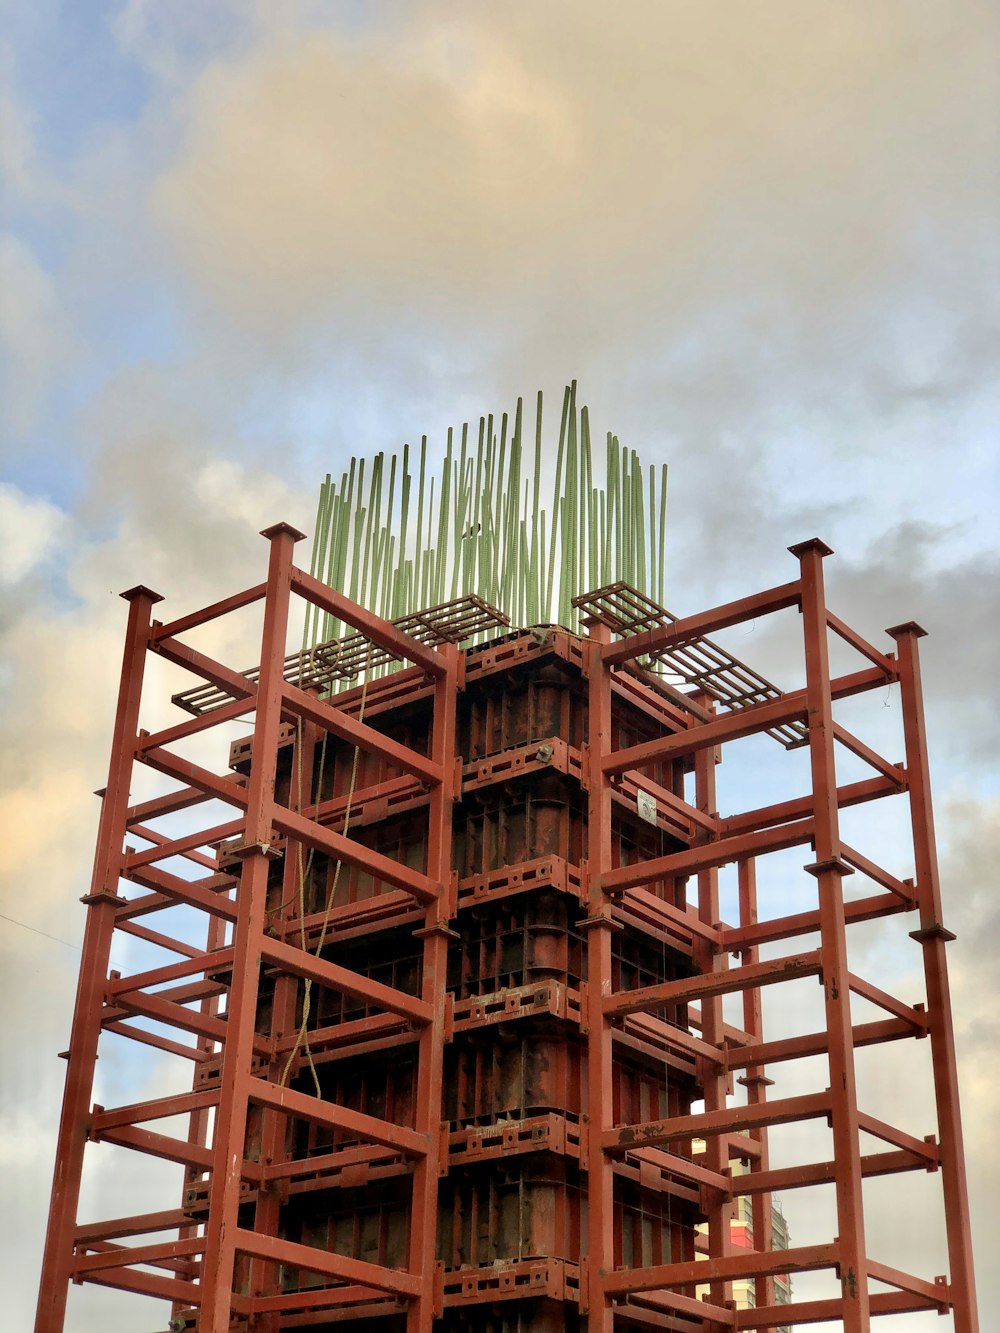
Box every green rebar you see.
[309,384,670,672]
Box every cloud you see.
[826,525,1000,769]
[150,2,998,350]
[0,445,314,1316]
[141,0,999,627]
[0,233,78,439]
[0,482,68,584]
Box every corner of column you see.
[885,621,928,641]
[788,537,834,560]
[260,521,307,543]
[120,584,164,605]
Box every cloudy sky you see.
[2,2,997,1327]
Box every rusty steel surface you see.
[35,532,977,1331]
[172,592,509,716]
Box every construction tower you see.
[35,525,978,1331]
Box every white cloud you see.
[0,234,77,439]
[0,482,68,583]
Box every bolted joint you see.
[788,537,834,559]
[119,584,164,604]
[260,521,307,542]
[886,620,928,641]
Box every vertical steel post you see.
[174,909,227,1325]
[693,695,734,1312]
[200,523,304,1332]
[737,857,777,1311]
[583,619,615,1332]
[407,641,460,1333]
[34,585,162,1333]
[247,716,319,1328]
[791,539,869,1330]
[888,623,979,1333]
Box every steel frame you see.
[35,529,977,1332]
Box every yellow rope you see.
[280,667,370,1094]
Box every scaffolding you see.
[35,525,978,1331]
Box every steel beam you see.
[35,586,162,1333]
[583,619,615,1331]
[792,538,869,1330]
[200,523,302,1333]
[602,1241,840,1295]
[889,623,979,1332]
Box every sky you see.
[1,1,998,1327]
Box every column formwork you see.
[35,527,978,1332]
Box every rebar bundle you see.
[307,382,668,645]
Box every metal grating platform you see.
[572,581,808,748]
[172,593,510,716]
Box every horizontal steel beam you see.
[108,947,235,998]
[733,1147,934,1195]
[115,919,202,958]
[92,1087,217,1132]
[720,774,898,838]
[247,1286,404,1316]
[78,1261,201,1305]
[291,567,447,677]
[281,680,444,786]
[118,866,237,922]
[74,1208,193,1243]
[72,1236,204,1275]
[825,609,896,677]
[734,1289,945,1327]
[259,936,432,1025]
[839,843,914,902]
[721,889,908,952]
[136,695,255,752]
[102,1020,211,1064]
[124,819,237,872]
[847,972,925,1028]
[270,803,437,903]
[605,1091,831,1153]
[866,1259,950,1305]
[832,721,905,786]
[126,784,214,826]
[91,1123,215,1173]
[103,988,232,1048]
[139,744,248,811]
[246,1076,429,1156]
[602,580,803,667]
[727,1016,920,1070]
[602,1241,839,1294]
[233,1225,421,1297]
[262,1141,404,1184]
[605,950,822,1018]
[151,581,267,642]
[153,634,257,703]
[129,821,218,872]
[604,666,890,776]
[605,693,807,776]
[620,1286,736,1324]
[857,1111,938,1165]
[602,818,816,893]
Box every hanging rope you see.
[280,668,370,1096]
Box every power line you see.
[0,911,81,951]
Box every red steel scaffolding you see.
[35,526,978,1331]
